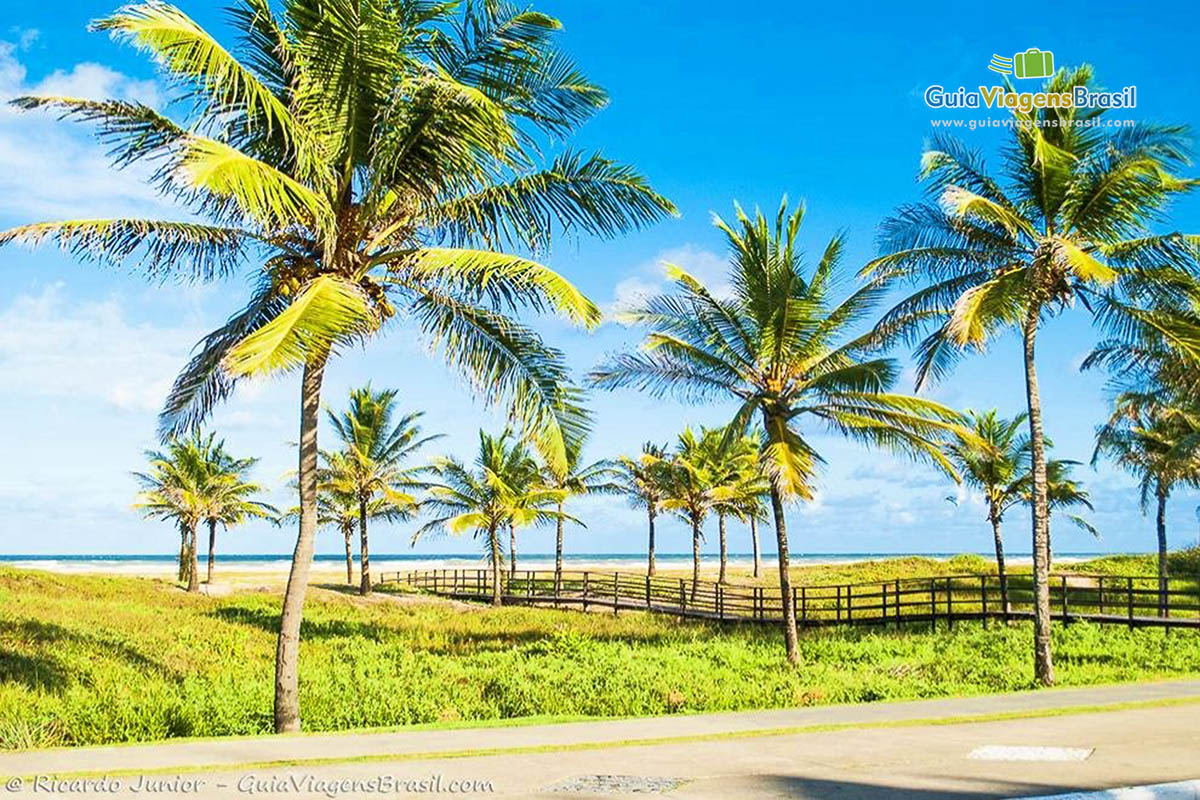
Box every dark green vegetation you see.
[4,561,1199,751]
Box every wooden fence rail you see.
[378,569,1200,630]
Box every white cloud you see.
[0,284,203,413]
[0,38,174,221]
[603,244,730,322]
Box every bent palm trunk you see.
[275,354,327,734]
[647,507,656,577]
[990,512,1009,615]
[1021,312,1054,686]
[206,518,217,584]
[1156,487,1169,618]
[751,517,761,579]
[718,512,728,584]
[358,498,371,596]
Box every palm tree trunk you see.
[768,482,799,665]
[178,523,189,583]
[1021,311,1054,686]
[358,498,371,596]
[751,517,761,579]
[718,512,728,584]
[186,523,200,593]
[647,507,656,577]
[274,354,327,734]
[342,526,353,585]
[990,512,1009,615]
[691,517,701,602]
[490,523,502,607]
[1156,485,1169,618]
[509,522,517,578]
[206,518,217,584]
[554,503,564,594]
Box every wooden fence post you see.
[1098,576,1105,615]
[881,583,887,626]
[645,575,652,609]
[717,585,724,621]
[1128,577,1134,629]
[799,586,806,627]
[613,572,620,616]
[946,577,953,629]
[582,572,590,612]
[1061,575,1069,622]
[929,579,937,631]
[981,575,988,626]
[679,578,687,617]
[836,585,842,623]
[846,584,853,624]
[894,579,901,628]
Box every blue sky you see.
[1,1,1199,557]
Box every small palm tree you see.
[419,431,566,605]
[709,428,761,584]
[660,428,727,599]
[135,432,273,588]
[947,410,1095,609]
[324,387,438,595]
[196,441,277,584]
[863,67,1199,684]
[614,443,669,576]
[5,0,673,732]
[134,438,207,592]
[728,435,771,579]
[541,437,621,587]
[1094,393,1200,615]
[590,199,965,663]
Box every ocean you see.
[0,552,1105,574]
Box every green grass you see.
[2,560,1199,751]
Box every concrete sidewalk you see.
[2,679,1198,779]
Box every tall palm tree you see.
[614,443,669,576]
[862,67,1199,684]
[541,436,621,588]
[3,1,674,731]
[1094,393,1200,615]
[418,431,564,606]
[590,199,965,663]
[660,428,724,600]
[324,386,437,595]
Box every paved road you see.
[3,680,1198,798]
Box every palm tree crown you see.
[590,197,966,661]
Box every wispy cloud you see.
[0,38,172,221]
[603,244,730,323]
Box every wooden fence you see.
[379,568,1200,630]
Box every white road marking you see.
[968,745,1094,762]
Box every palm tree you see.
[324,386,437,595]
[3,1,674,732]
[945,410,1027,612]
[419,431,564,606]
[541,437,621,588]
[709,429,761,584]
[196,440,277,584]
[862,67,1199,684]
[728,436,771,579]
[286,482,408,586]
[1094,394,1200,615]
[134,438,207,592]
[614,443,669,576]
[590,199,965,663]
[660,428,724,600]
[947,410,1096,610]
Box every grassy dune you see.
[2,558,1199,750]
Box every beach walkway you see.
[3,680,1199,797]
